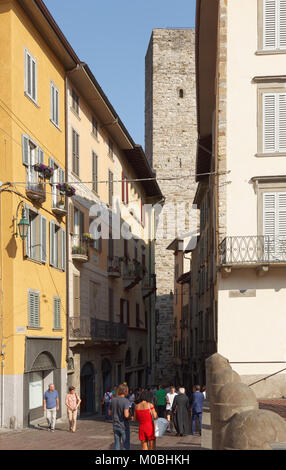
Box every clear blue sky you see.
[44,0,196,148]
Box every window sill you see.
[53,328,63,332]
[50,119,61,132]
[27,326,43,330]
[255,152,286,158]
[24,92,39,108]
[256,49,286,56]
[25,256,45,266]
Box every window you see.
[92,151,98,193]
[263,92,286,153]
[50,221,66,270]
[120,299,129,325]
[89,281,97,317]
[72,129,80,176]
[141,200,146,226]
[263,191,286,258]
[72,89,79,115]
[73,274,80,317]
[28,290,40,328]
[24,48,37,103]
[25,207,47,263]
[49,158,65,209]
[22,134,44,184]
[179,89,184,98]
[50,81,59,127]
[108,170,113,206]
[53,297,61,329]
[92,116,98,137]
[122,173,129,204]
[108,139,113,159]
[262,0,286,51]
[136,303,140,328]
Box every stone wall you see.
[145,29,197,385]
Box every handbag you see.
[154,418,169,438]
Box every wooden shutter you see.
[92,152,98,193]
[53,297,61,329]
[73,275,80,317]
[263,192,276,258]
[25,205,30,258]
[278,192,286,236]
[40,216,47,263]
[278,93,286,151]
[22,135,29,166]
[120,298,124,323]
[263,93,276,153]
[28,291,40,327]
[264,0,277,49]
[49,157,55,184]
[32,57,37,102]
[279,0,286,48]
[122,172,125,202]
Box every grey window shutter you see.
[40,216,47,263]
[59,168,65,184]
[37,147,44,164]
[54,298,61,329]
[25,205,30,258]
[49,157,55,184]
[61,229,66,271]
[28,291,40,327]
[22,135,29,166]
[50,221,55,266]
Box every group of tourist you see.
[42,382,206,450]
[105,382,206,450]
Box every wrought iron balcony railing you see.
[219,236,286,265]
[69,317,127,343]
[108,256,121,277]
[122,260,144,281]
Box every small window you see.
[179,89,184,98]
[92,116,98,137]
[72,89,79,115]
[25,48,37,103]
[108,139,113,159]
[50,81,59,127]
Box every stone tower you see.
[145,29,197,384]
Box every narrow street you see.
[0,417,202,451]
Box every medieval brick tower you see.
[145,29,197,385]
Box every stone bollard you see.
[212,382,258,450]
[205,353,232,405]
[223,409,286,450]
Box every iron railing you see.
[108,256,121,276]
[122,260,144,280]
[71,235,88,257]
[69,317,127,342]
[219,236,286,265]
[26,181,46,201]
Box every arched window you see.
[179,89,184,98]
[31,352,56,371]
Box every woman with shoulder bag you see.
[134,390,158,450]
[65,386,81,433]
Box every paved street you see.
[0,416,202,451]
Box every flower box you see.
[56,183,76,197]
[33,164,54,179]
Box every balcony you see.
[69,317,127,344]
[219,236,286,275]
[52,192,67,217]
[122,260,144,290]
[72,235,88,263]
[142,273,156,298]
[26,181,46,203]
[108,256,121,278]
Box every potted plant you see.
[56,183,76,197]
[33,163,54,179]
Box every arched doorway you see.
[80,362,95,414]
[28,352,56,422]
[102,358,112,393]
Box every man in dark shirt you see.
[109,383,131,450]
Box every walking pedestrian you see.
[166,385,178,433]
[43,383,59,432]
[109,383,131,450]
[134,390,158,451]
[172,387,190,437]
[155,385,167,418]
[102,388,112,421]
[191,384,205,436]
[65,386,81,432]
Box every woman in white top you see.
[165,385,178,433]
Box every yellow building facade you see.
[0,0,79,428]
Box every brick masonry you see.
[145,29,197,385]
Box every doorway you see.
[80,362,95,414]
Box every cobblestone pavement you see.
[259,399,286,420]
[0,416,202,451]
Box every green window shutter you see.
[28,291,40,327]
[59,168,65,184]
[54,297,61,329]
[22,135,29,166]
[40,216,47,263]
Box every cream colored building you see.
[65,65,162,413]
[193,0,286,397]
